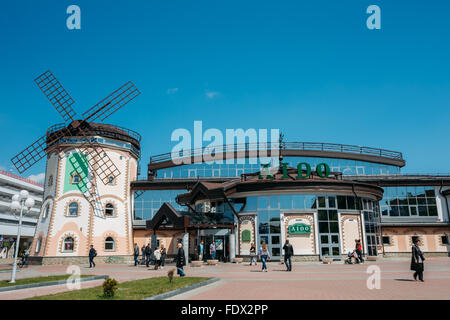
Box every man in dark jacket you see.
[411,239,425,282]
[145,244,152,267]
[133,243,140,266]
[176,242,185,277]
[282,240,294,271]
[89,245,97,268]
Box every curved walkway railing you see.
[149,141,403,164]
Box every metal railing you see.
[46,123,142,142]
[149,141,403,164]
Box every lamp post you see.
[9,190,35,283]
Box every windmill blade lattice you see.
[34,70,77,122]
[82,81,140,122]
[67,152,104,218]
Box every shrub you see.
[168,269,175,283]
[102,278,118,297]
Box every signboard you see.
[241,230,251,242]
[215,239,223,250]
[288,223,311,235]
[259,162,330,179]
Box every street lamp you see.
[9,190,35,283]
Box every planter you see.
[232,258,244,264]
[322,257,333,264]
[206,259,219,265]
[191,260,203,267]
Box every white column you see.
[182,232,189,264]
[229,232,236,261]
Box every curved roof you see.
[176,168,384,203]
[46,121,141,150]
[148,141,405,171]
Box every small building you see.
[0,170,43,257]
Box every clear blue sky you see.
[1,0,449,181]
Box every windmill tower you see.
[10,71,141,264]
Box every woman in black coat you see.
[410,238,425,282]
[176,242,186,277]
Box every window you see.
[63,237,74,252]
[442,236,449,245]
[382,236,391,245]
[105,237,115,251]
[42,203,50,219]
[71,173,81,184]
[47,175,53,187]
[68,202,79,216]
[105,203,115,217]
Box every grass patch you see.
[28,276,210,300]
[0,275,92,288]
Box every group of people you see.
[133,243,167,269]
[196,240,217,261]
[249,240,294,272]
[88,237,427,282]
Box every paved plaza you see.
[0,257,449,300]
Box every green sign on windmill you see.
[288,223,311,235]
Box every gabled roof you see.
[146,202,186,230]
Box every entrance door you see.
[319,234,340,258]
[201,235,228,262]
[318,209,341,259]
[259,234,281,259]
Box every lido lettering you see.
[259,162,330,179]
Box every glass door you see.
[318,209,341,259]
[258,210,282,260]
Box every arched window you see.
[105,237,115,251]
[42,203,50,219]
[68,202,79,216]
[105,203,115,217]
[71,173,81,184]
[63,237,74,252]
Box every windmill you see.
[10,70,140,217]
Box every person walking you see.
[210,241,216,260]
[160,244,167,269]
[249,243,257,266]
[198,240,204,261]
[411,238,425,282]
[176,242,185,277]
[259,242,270,272]
[354,239,364,264]
[283,240,294,271]
[133,243,140,266]
[88,245,97,268]
[153,246,161,270]
[141,244,146,261]
[145,243,152,267]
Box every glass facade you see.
[240,193,380,257]
[155,156,401,179]
[363,199,381,256]
[133,190,186,220]
[380,186,438,217]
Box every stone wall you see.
[29,255,134,265]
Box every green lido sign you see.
[288,223,311,235]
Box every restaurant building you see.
[133,142,450,262]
